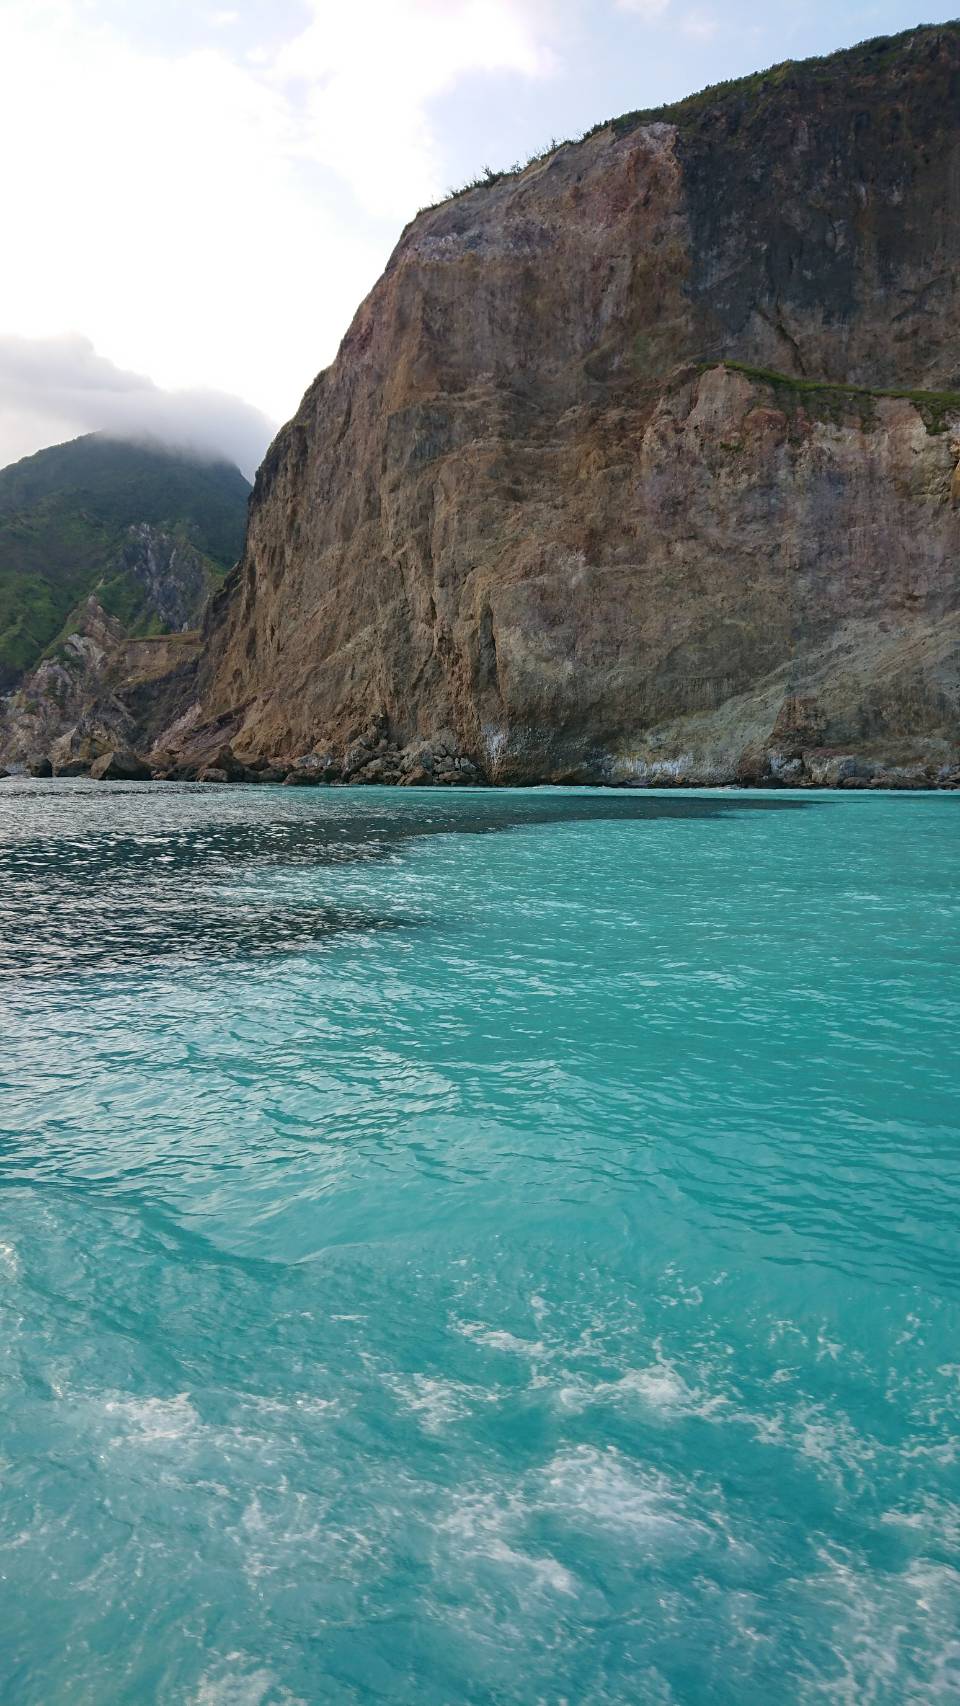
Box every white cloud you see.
[619,0,719,40]
[0,0,557,461]
[0,1,384,427]
[615,0,671,18]
[682,8,719,40]
[273,0,556,220]
[0,334,275,477]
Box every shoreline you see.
[3,773,958,795]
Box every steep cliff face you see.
[112,523,216,634]
[0,596,200,773]
[184,24,960,785]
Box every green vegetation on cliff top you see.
[598,19,960,138]
[0,435,250,690]
[441,21,960,203]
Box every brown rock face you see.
[88,748,152,782]
[183,25,960,785]
[0,596,200,774]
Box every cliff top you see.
[437,20,960,206]
[598,18,960,137]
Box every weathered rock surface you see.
[0,596,201,776]
[0,431,251,775]
[114,523,217,635]
[162,24,960,789]
[89,747,152,782]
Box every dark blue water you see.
[1,781,958,1704]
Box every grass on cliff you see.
[589,21,960,140]
[428,21,960,210]
[434,140,564,207]
[709,361,960,433]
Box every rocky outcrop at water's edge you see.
[148,25,960,790]
[0,598,201,777]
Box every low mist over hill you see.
[0,434,250,690]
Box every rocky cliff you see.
[0,436,249,774]
[75,29,960,783]
[0,598,200,775]
[0,434,248,689]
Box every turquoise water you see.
[1,781,959,1705]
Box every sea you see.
[1,780,958,1704]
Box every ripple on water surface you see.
[0,779,958,1704]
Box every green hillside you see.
[0,434,250,689]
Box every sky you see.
[1,0,956,476]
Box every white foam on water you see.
[0,1240,20,1280]
[192,1654,306,1706]
[552,1364,685,1413]
[456,1321,546,1357]
[881,1509,926,1530]
[880,1495,960,1552]
[614,1362,693,1410]
[797,1410,875,1482]
[932,1642,960,1697]
[815,1327,844,1363]
[796,1551,960,1705]
[536,1445,705,1549]
[237,1490,333,1591]
[245,1392,341,1422]
[383,1372,475,1432]
[103,1391,199,1443]
[483,1538,578,1597]
[552,1347,728,1423]
[441,1486,526,1546]
[901,1436,958,1467]
[292,1394,340,1417]
[438,1486,578,1606]
[724,1393,880,1492]
[240,1491,324,1551]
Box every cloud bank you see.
[0,334,276,478]
[0,0,558,448]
